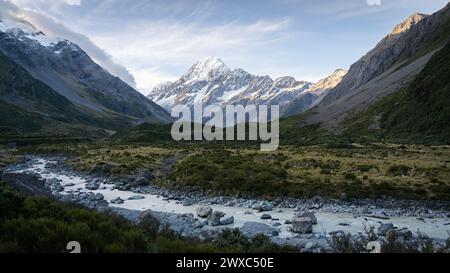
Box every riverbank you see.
[3,155,450,252]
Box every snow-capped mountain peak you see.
[182,56,231,83]
[0,17,62,47]
[153,81,174,91]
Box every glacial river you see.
[15,158,450,240]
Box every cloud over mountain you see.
[0,0,136,87]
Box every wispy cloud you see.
[90,18,293,91]
[4,0,295,92]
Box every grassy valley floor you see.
[17,142,450,201]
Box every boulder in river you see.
[220,216,234,225]
[196,206,213,218]
[260,214,272,220]
[252,201,273,212]
[85,181,100,190]
[208,211,223,226]
[94,200,109,208]
[111,197,125,204]
[291,217,313,234]
[128,195,145,200]
[138,210,161,232]
[46,178,59,186]
[240,222,279,238]
[92,193,105,201]
[182,200,195,207]
[297,211,317,225]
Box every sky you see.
[1,0,449,94]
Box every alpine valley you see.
[0,1,450,255]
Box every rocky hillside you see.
[342,40,450,144]
[0,16,172,137]
[0,51,117,138]
[303,3,450,130]
[321,4,450,106]
[148,57,314,112]
[281,69,347,117]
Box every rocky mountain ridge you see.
[148,57,314,111]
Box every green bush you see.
[165,150,288,197]
[214,229,295,253]
[0,182,295,253]
[387,165,412,176]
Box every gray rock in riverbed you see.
[252,201,273,212]
[240,222,279,237]
[220,216,234,225]
[260,214,272,220]
[128,195,145,200]
[46,178,59,186]
[92,193,105,201]
[86,181,100,190]
[196,206,213,218]
[183,200,195,207]
[291,217,313,234]
[111,197,125,204]
[193,220,204,229]
[139,210,161,227]
[208,211,224,226]
[296,211,317,225]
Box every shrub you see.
[328,232,367,253]
[165,151,288,197]
[214,229,296,253]
[386,165,412,176]
[355,164,376,172]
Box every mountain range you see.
[147,57,347,116]
[1,2,449,144]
